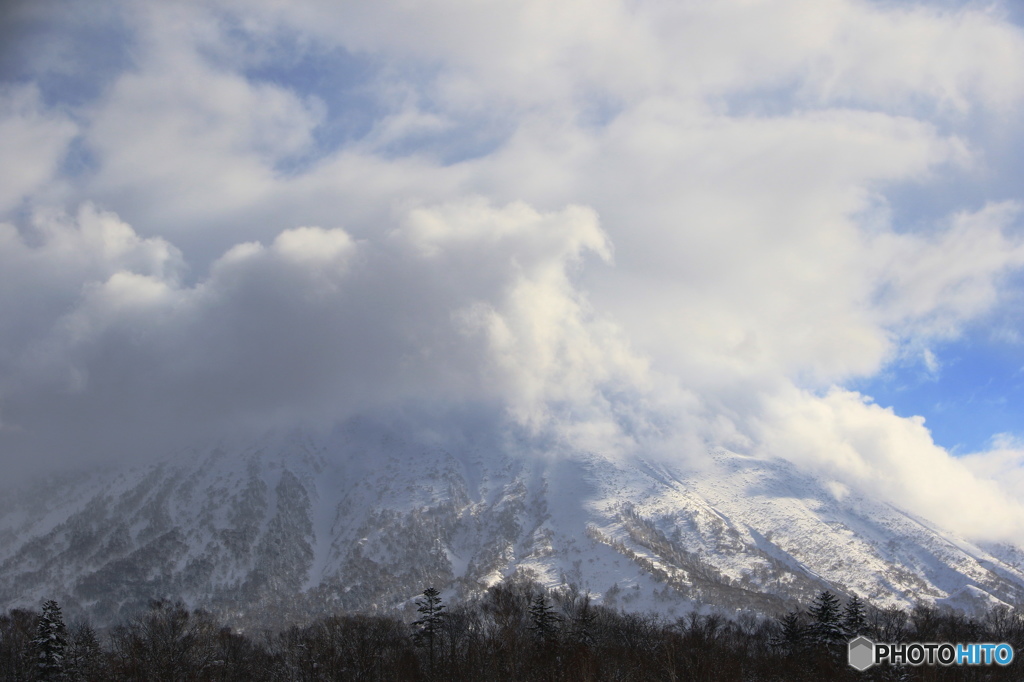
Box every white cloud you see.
[799,2,1024,114]
[3,0,1024,542]
[753,387,1024,542]
[506,105,974,391]
[0,84,76,212]
[77,3,324,235]
[271,226,355,266]
[217,0,1024,115]
[873,202,1024,338]
[961,434,1024,501]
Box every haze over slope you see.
[3,426,1023,626]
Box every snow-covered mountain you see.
[2,422,1023,627]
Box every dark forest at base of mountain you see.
[3,579,1023,681]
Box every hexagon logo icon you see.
[848,636,875,671]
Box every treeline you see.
[2,582,1023,681]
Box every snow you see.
[1,427,1023,626]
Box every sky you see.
[3,0,1024,543]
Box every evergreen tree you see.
[412,587,446,678]
[807,591,844,649]
[842,594,867,638]
[527,593,561,644]
[2,588,1022,681]
[568,593,596,647]
[773,611,805,657]
[32,599,68,682]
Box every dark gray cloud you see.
[0,201,639,477]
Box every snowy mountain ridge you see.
[2,424,1023,627]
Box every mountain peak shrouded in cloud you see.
[5,433,1024,626]
[0,198,640,475]
[3,0,1024,546]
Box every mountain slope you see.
[2,426,1022,627]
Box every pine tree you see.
[773,611,805,657]
[528,594,561,644]
[569,593,596,647]
[842,594,867,638]
[32,599,68,682]
[807,591,844,651]
[412,587,446,679]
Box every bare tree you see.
[109,600,218,681]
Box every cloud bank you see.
[4,0,1024,542]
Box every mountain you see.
[2,422,1023,628]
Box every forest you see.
[2,579,1023,681]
